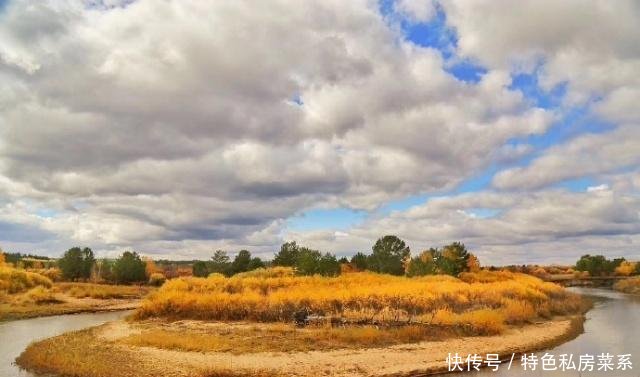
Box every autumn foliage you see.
[135,268,583,334]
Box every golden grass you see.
[613,277,640,294]
[56,282,151,299]
[120,321,465,353]
[0,265,52,294]
[134,269,583,335]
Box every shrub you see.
[615,261,637,276]
[613,277,640,294]
[148,273,166,287]
[0,265,53,294]
[21,286,59,304]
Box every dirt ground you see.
[90,317,583,377]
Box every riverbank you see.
[16,314,586,377]
[0,297,141,321]
[0,282,149,321]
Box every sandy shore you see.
[80,316,583,377]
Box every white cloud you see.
[0,0,637,262]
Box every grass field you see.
[134,268,584,335]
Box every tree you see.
[436,242,471,276]
[231,250,252,274]
[368,235,410,275]
[406,249,438,277]
[210,250,231,275]
[296,248,322,275]
[58,247,95,281]
[192,261,209,277]
[273,241,300,267]
[113,251,146,284]
[575,254,616,276]
[0,251,5,266]
[350,252,368,271]
[247,257,265,271]
[317,253,340,276]
[467,254,481,272]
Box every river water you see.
[1,289,638,377]
[0,310,131,377]
[447,287,640,376]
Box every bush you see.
[613,277,640,294]
[21,286,59,304]
[0,265,53,294]
[148,273,166,286]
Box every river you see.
[0,310,131,377]
[448,287,640,376]
[1,288,638,377]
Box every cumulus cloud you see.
[0,0,637,262]
[0,0,556,257]
[289,186,640,264]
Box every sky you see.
[0,0,639,264]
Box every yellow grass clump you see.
[613,277,640,294]
[56,282,150,299]
[134,269,583,334]
[27,268,63,282]
[0,265,53,294]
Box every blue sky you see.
[286,1,596,232]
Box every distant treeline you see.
[191,236,479,278]
[1,235,481,284]
[4,253,51,265]
[574,254,639,276]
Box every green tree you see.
[192,261,209,277]
[350,252,368,271]
[575,254,616,276]
[231,250,252,274]
[210,250,231,275]
[368,235,410,275]
[406,249,438,277]
[273,241,300,267]
[296,248,322,275]
[58,247,95,281]
[436,242,470,276]
[113,251,146,284]
[247,257,265,271]
[317,253,341,276]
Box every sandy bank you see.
[17,315,584,377]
